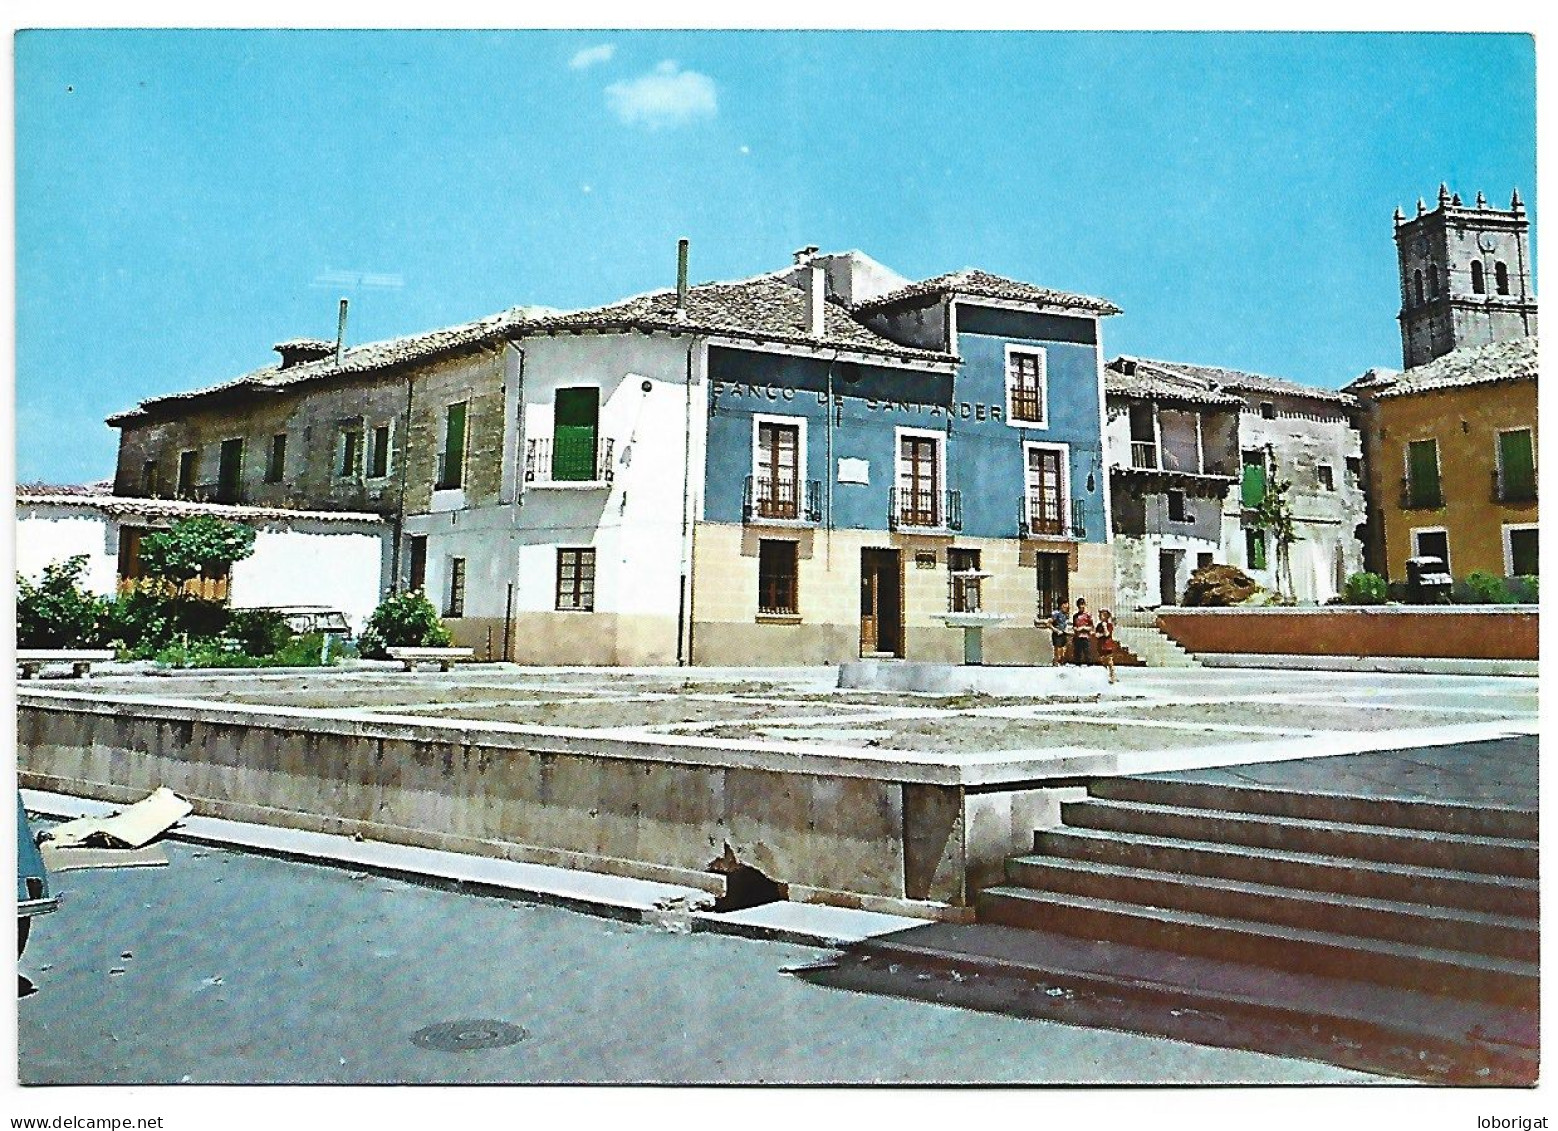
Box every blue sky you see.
[15,30,1536,484]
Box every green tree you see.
[139,517,257,590]
[1249,476,1298,599]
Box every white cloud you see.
[569,44,616,70]
[604,61,717,130]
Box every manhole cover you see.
[411,1019,527,1052]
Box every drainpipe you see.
[675,238,695,665]
[335,298,349,368]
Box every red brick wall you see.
[1156,609,1538,661]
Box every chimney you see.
[675,239,689,323]
[335,298,349,366]
[274,338,336,369]
[793,246,824,339]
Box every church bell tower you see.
[1393,184,1536,369]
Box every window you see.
[141,460,159,497]
[754,419,802,519]
[177,449,198,497]
[1497,429,1536,502]
[1035,553,1069,617]
[1506,526,1539,578]
[1345,456,1362,485]
[1025,445,1067,535]
[1006,347,1047,425]
[1406,439,1442,508]
[216,438,244,503]
[1495,261,1510,296]
[1414,270,1424,305]
[117,527,149,585]
[407,535,428,592]
[1167,490,1190,523]
[369,425,391,479]
[552,388,599,481]
[896,433,943,527]
[556,548,596,612]
[446,558,466,617]
[1472,260,1486,295]
[1428,261,1440,298]
[338,430,362,478]
[948,548,982,612]
[1197,552,1215,572]
[437,402,467,490]
[1241,449,1267,508]
[757,539,799,615]
[1317,464,1335,491]
[1245,527,1267,571]
[1128,403,1157,469]
[265,434,287,484]
[1259,401,1276,420]
[1412,528,1450,571]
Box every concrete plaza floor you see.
[78,663,1538,778]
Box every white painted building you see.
[16,489,391,630]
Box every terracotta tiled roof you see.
[1104,360,1243,407]
[1350,338,1537,400]
[854,268,1122,316]
[16,492,385,526]
[1111,357,1355,406]
[107,275,955,424]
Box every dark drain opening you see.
[707,844,786,912]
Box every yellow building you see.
[1350,337,1537,582]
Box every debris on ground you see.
[41,842,170,872]
[42,787,192,850]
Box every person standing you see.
[1044,601,1071,666]
[1095,608,1118,684]
[1072,598,1094,666]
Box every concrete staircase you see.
[1113,623,1200,668]
[966,774,1538,1081]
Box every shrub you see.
[226,608,293,657]
[1509,575,1539,604]
[16,556,108,648]
[153,631,336,669]
[358,590,453,659]
[1459,570,1511,605]
[103,587,231,658]
[1343,571,1388,606]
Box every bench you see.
[16,649,118,680]
[386,646,476,673]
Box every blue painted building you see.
[690,253,1120,665]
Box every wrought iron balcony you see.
[889,487,962,533]
[525,436,615,485]
[1493,467,1538,504]
[1400,475,1443,510]
[742,476,822,524]
[1129,441,1160,470]
[1018,496,1087,540]
[1009,388,1043,424]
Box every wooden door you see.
[860,549,903,657]
[756,422,800,518]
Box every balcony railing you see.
[1018,497,1087,540]
[1493,467,1538,504]
[889,487,962,532]
[1400,476,1443,510]
[1129,441,1159,470]
[742,476,823,524]
[525,436,615,485]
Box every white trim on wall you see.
[1003,342,1049,430]
[1502,522,1539,576]
[1021,439,1071,528]
[1409,525,1451,572]
[750,412,810,492]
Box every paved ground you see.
[50,664,1539,772]
[17,836,1379,1085]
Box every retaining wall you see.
[17,692,1106,919]
[1155,607,1539,661]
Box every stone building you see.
[107,248,1122,663]
[1105,357,1366,607]
[1350,187,1539,583]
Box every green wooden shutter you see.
[1408,440,1440,506]
[553,388,599,481]
[1241,459,1267,508]
[1499,430,1535,501]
